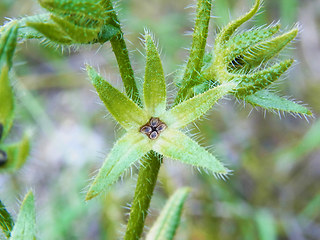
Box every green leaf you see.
[255,209,277,240]
[0,133,30,172]
[87,65,149,130]
[245,90,311,115]
[234,59,293,97]
[146,187,190,240]
[26,21,73,44]
[162,83,235,129]
[143,33,166,116]
[154,128,228,175]
[50,15,102,43]
[38,0,110,22]
[10,191,36,240]
[0,21,18,69]
[0,66,14,141]
[86,131,152,200]
[226,25,281,59]
[238,29,298,71]
[215,0,260,46]
[0,200,14,239]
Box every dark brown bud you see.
[149,131,159,140]
[156,123,167,132]
[149,118,160,127]
[140,125,152,134]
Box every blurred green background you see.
[1,0,320,239]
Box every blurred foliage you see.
[0,0,319,239]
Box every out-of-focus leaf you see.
[9,191,36,240]
[0,134,30,172]
[0,200,14,239]
[0,66,14,141]
[255,209,277,240]
[146,188,190,240]
[0,21,18,69]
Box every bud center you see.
[140,117,167,140]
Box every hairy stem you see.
[124,151,162,240]
[105,0,142,105]
[175,0,212,104]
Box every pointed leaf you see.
[0,200,14,239]
[245,90,312,115]
[215,0,260,46]
[235,59,293,97]
[10,191,36,240]
[240,29,298,70]
[87,65,149,130]
[0,66,14,141]
[0,21,18,69]
[51,15,101,43]
[0,133,30,172]
[26,21,72,44]
[15,14,51,40]
[162,83,235,129]
[143,33,166,116]
[153,128,228,174]
[146,187,190,240]
[227,25,281,56]
[86,131,152,200]
[38,0,110,21]
[226,25,281,68]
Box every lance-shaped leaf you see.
[38,0,110,21]
[143,34,166,116]
[238,29,298,71]
[86,132,152,200]
[234,59,293,97]
[215,0,260,46]
[10,191,36,240]
[0,66,14,141]
[50,15,102,43]
[146,187,190,240]
[154,129,228,174]
[226,25,281,58]
[245,90,312,115]
[0,21,18,69]
[162,83,235,129]
[0,200,14,239]
[26,21,72,44]
[0,134,30,172]
[87,65,149,130]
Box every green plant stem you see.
[175,0,212,104]
[104,2,161,239]
[104,0,141,105]
[124,151,162,240]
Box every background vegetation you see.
[0,0,319,239]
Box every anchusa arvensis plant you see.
[0,0,311,239]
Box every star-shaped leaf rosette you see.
[85,33,235,200]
